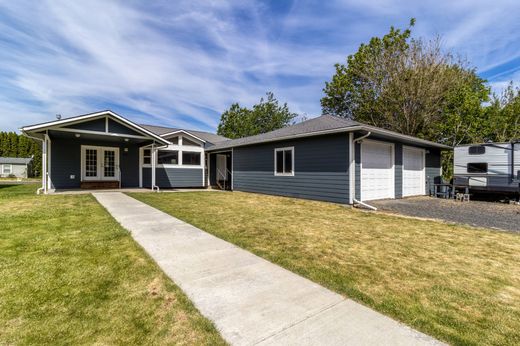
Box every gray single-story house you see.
[21,110,450,203]
[0,156,33,178]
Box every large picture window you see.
[157,150,179,164]
[182,151,201,165]
[274,147,294,176]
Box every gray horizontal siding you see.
[233,134,350,204]
[49,137,140,189]
[64,118,106,132]
[426,148,442,195]
[108,119,142,136]
[142,167,203,188]
[394,143,403,198]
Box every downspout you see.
[22,131,45,195]
[351,131,377,210]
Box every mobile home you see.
[454,141,520,195]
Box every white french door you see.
[81,146,120,181]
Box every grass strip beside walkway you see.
[0,184,225,345]
[131,191,520,346]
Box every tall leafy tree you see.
[321,19,489,143]
[484,82,520,142]
[217,92,296,139]
[0,131,41,177]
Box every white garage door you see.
[361,141,394,201]
[403,146,425,197]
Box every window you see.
[274,147,294,176]
[2,164,12,175]
[169,136,179,145]
[467,162,488,173]
[182,137,200,147]
[468,146,485,155]
[182,151,201,165]
[85,149,97,177]
[143,149,151,164]
[157,150,179,164]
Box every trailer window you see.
[467,163,488,173]
[468,146,485,155]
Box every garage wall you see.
[232,133,350,204]
[354,136,442,200]
[426,148,442,195]
[395,143,403,198]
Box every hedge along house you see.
[206,115,451,204]
[21,110,450,204]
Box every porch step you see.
[80,181,120,189]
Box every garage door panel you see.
[361,141,394,201]
[403,147,425,197]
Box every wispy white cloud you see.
[0,0,519,132]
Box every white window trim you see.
[141,144,204,169]
[274,146,295,176]
[80,145,120,181]
[2,164,12,175]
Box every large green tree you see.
[321,19,489,145]
[484,82,520,142]
[0,131,41,177]
[217,92,296,139]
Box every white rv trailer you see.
[454,141,520,195]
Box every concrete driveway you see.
[94,192,444,346]
[372,197,520,232]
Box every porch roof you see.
[20,110,170,145]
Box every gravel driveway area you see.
[371,197,520,232]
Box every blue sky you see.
[1,0,519,133]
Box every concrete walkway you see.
[94,192,444,346]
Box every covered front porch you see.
[21,110,170,194]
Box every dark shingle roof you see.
[207,115,361,150]
[140,124,229,145]
[206,114,451,150]
[0,157,33,164]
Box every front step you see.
[80,181,120,189]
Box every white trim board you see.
[21,110,169,145]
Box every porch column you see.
[41,135,48,194]
[151,142,156,190]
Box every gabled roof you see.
[0,157,33,164]
[20,110,170,145]
[207,115,451,151]
[140,124,229,145]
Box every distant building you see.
[0,157,33,178]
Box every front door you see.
[82,146,120,181]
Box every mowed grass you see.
[0,185,225,345]
[131,191,520,346]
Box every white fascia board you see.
[20,110,169,145]
[160,130,206,143]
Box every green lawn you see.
[0,184,225,345]
[131,191,520,346]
